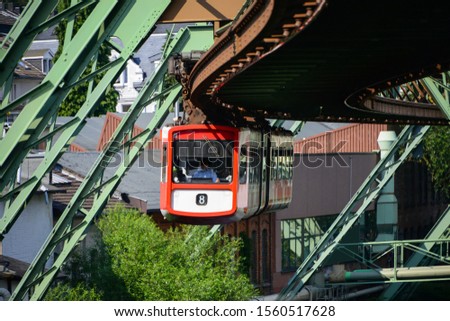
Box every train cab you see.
[160,124,294,224]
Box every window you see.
[172,139,234,184]
[239,145,247,184]
[248,146,261,184]
[261,229,270,283]
[161,143,167,183]
[250,230,258,283]
[271,147,277,180]
[281,215,336,271]
[43,58,52,74]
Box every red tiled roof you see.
[294,123,389,154]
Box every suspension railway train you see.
[160,124,294,224]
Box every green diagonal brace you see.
[0,0,96,87]
[0,0,123,189]
[0,0,58,86]
[421,77,450,119]
[277,125,430,301]
[290,121,304,136]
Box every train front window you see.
[172,140,234,184]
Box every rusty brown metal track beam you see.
[186,0,326,122]
[183,0,450,125]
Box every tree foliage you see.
[98,207,257,300]
[3,0,28,7]
[54,0,119,116]
[44,283,102,301]
[423,126,450,197]
[46,206,257,301]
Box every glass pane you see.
[173,140,233,183]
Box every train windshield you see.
[172,140,234,184]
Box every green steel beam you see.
[0,74,13,139]
[290,121,304,136]
[270,119,284,127]
[421,76,450,119]
[10,25,214,301]
[0,81,53,117]
[0,0,122,189]
[269,119,304,135]
[379,206,450,299]
[0,0,173,237]
[277,125,430,301]
[0,0,96,87]
[334,236,450,283]
[0,0,58,86]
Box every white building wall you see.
[0,194,54,268]
[112,51,144,113]
[12,78,42,101]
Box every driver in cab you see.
[192,159,219,183]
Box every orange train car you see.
[160,124,293,224]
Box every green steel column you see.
[277,125,430,300]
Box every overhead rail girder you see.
[0,0,172,237]
[277,124,430,301]
[10,25,214,301]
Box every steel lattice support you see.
[378,75,450,300]
[10,25,214,301]
[0,0,172,238]
[277,125,430,300]
[0,0,97,87]
[421,75,450,119]
[378,206,450,300]
[0,0,135,190]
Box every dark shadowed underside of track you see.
[190,0,450,124]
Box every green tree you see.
[98,207,258,300]
[44,283,102,301]
[3,0,29,7]
[45,235,132,301]
[46,206,257,301]
[423,126,450,197]
[54,0,119,116]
